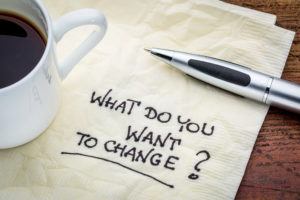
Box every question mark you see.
[188,150,210,180]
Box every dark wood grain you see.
[223,0,300,199]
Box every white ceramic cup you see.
[0,0,107,149]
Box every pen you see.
[145,48,300,114]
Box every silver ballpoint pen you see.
[145,48,300,114]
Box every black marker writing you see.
[126,125,181,151]
[90,89,112,106]
[177,115,215,135]
[127,99,142,115]
[82,88,216,185]
[104,139,180,170]
[177,115,190,132]
[164,156,179,171]
[201,123,214,136]
[77,132,98,148]
[91,89,141,115]
[188,150,211,180]
[144,107,172,123]
[61,151,174,188]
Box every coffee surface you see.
[0,12,46,89]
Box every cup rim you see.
[0,0,54,94]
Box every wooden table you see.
[223,0,300,199]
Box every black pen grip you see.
[188,59,251,86]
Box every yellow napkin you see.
[199,0,277,25]
[0,0,295,200]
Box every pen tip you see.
[144,47,151,52]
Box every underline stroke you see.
[61,151,174,189]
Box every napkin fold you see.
[0,1,295,200]
[199,0,277,25]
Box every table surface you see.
[223,0,300,199]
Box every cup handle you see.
[53,9,107,79]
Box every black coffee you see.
[0,12,46,89]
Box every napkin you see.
[0,0,295,200]
[199,0,277,25]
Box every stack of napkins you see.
[0,0,294,199]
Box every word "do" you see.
[144,106,172,123]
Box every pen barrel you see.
[170,52,271,102]
[266,78,300,113]
[148,48,300,114]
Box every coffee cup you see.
[0,0,107,149]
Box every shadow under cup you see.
[0,0,49,89]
